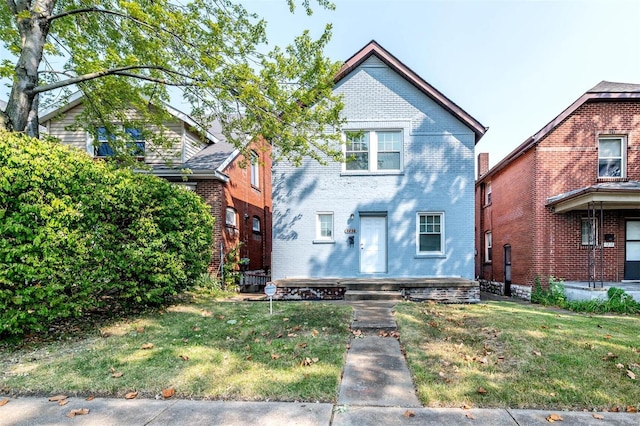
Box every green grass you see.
[395,301,640,411]
[0,294,352,402]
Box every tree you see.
[0,0,344,164]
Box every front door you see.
[360,216,387,273]
[625,220,640,280]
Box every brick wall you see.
[477,100,640,288]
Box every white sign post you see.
[264,282,277,315]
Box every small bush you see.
[531,276,567,306]
[0,132,214,335]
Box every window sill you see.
[414,253,446,259]
[313,240,335,244]
[341,171,404,177]
[597,177,627,182]
[251,185,261,191]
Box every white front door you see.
[360,216,387,273]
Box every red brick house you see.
[476,81,640,299]
[40,95,272,276]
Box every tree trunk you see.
[4,0,54,136]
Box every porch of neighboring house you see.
[563,281,640,303]
[267,277,480,303]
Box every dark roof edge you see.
[335,40,487,144]
[477,83,640,183]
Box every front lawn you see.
[395,301,640,411]
[0,294,352,402]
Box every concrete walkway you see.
[2,298,639,425]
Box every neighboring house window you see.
[250,152,260,188]
[417,212,444,254]
[252,216,261,234]
[485,182,492,205]
[581,218,598,245]
[316,212,334,241]
[225,207,237,227]
[344,130,402,172]
[485,231,492,262]
[598,136,625,178]
[95,126,145,158]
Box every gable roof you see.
[335,40,487,144]
[479,81,640,182]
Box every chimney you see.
[477,153,489,179]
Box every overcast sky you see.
[248,0,640,168]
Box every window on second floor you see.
[344,130,402,172]
[250,152,260,189]
[598,136,625,178]
[95,127,145,159]
[485,182,492,205]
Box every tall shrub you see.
[0,132,213,335]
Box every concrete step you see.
[344,290,403,301]
[343,282,402,291]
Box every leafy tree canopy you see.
[0,0,345,165]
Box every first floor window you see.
[417,212,444,254]
[581,218,598,245]
[225,207,237,227]
[252,216,261,234]
[485,231,492,262]
[316,212,334,241]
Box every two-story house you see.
[476,81,640,301]
[271,41,486,299]
[40,95,271,276]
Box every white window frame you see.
[485,182,492,205]
[250,151,260,189]
[225,207,237,227]
[315,212,334,243]
[581,218,598,246]
[416,212,445,255]
[485,231,492,263]
[252,216,261,234]
[92,126,146,159]
[343,130,403,173]
[598,136,626,178]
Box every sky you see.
[246,0,640,168]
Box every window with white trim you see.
[250,152,260,188]
[252,216,261,234]
[485,231,492,262]
[95,126,145,158]
[225,207,237,227]
[316,213,334,241]
[344,130,402,172]
[581,218,598,245]
[417,212,444,254]
[598,136,625,178]
[485,182,492,205]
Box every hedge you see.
[0,131,214,335]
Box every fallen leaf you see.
[191,326,201,332]
[592,413,604,420]
[477,387,488,394]
[136,326,144,333]
[282,317,289,322]
[403,409,415,418]
[627,370,636,380]
[124,391,138,400]
[532,350,542,357]
[66,408,89,418]
[312,329,319,337]
[610,406,620,412]
[141,343,154,350]
[271,354,280,360]
[299,342,308,348]
[292,325,302,332]
[85,396,95,401]
[0,398,9,406]
[58,399,69,406]
[112,372,124,378]
[605,334,612,339]
[616,363,624,369]
[462,404,472,410]
[109,367,116,373]
[466,413,476,419]
[626,406,638,413]
[546,413,563,422]
[179,355,190,361]
[48,394,67,402]
[162,388,175,399]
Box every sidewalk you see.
[1,299,639,425]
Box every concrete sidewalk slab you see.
[337,335,420,407]
[0,397,333,426]
[508,409,640,425]
[332,406,517,425]
[348,301,396,331]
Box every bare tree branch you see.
[30,66,201,94]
